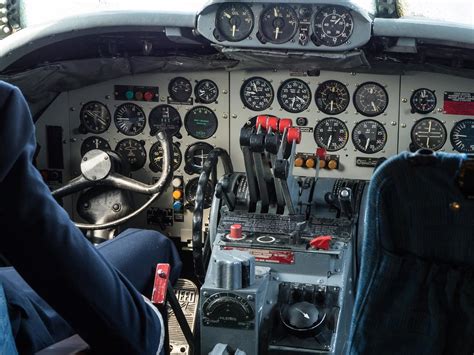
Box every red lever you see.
[309,236,332,250]
[316,147,327,160]
[151,263,170,305]
[279,118,293,133]
[256,115,269,129]
[287,127,301,144]
[267,117,279,131]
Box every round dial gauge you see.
[149,142,182,172]
[80,101,111,134]
[115,139,146,171]
[241,77,274,111]
[202,292,254,328]
[148,105,182,136]
[80,136,111,156]
[450,119,474,153]
[184,106,218,140]
[185,177,214,209]
[168,77,192,102]
[314,118,349,151]
[277,79,311,113]
[313,6,353,47]
[315,80,350,115]
[260,4,298,44]
[352,120,387,154]
[114,103,146,136]
[411,118,447,151]
[195,79,219,104]
[184,142,214,175]
[353,82,389,117]
[410,88,437,114]
[215,3,254,42]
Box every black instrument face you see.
[450,119,474,153]
[195,79,219,104]
[260,4,298,44]
[353,82,389,117]
[184,106,218,140]
[148,105,182,136]
[314,118,349,151]
[410,88,437,114]
[215,3,254,42]
[80,101,111,133]
[277,79,311,113]
[169,77,192,102]
[149,141,182,172]
[201,292,255,329]
[115,139,146,171]
[352,120,387,154]
[80,136,111,156]
[313,6,353,47]
[184,142,214,175]
[114,103,146,136]
[315,80,350,115]
[241,77,274,111]
[411,118,447,151]
[185,177,214,209]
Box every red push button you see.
[230,224,243,239]
[144,91,154,101]
[309,236,332,250]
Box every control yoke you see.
[240,115,302,214]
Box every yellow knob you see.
[172,190,183,200]
[305,158,316,169]
[328,160,338,170]
[294,157,304,168]
[319,159,326,169]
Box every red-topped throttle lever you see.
[287,127,301,144]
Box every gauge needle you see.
[274,7,278,17]
[330,100,334,112]
[232,24,236,37]
[253,82,258,92]
[327,135,333,148]
[275,27,280,40]
[371,101,377,112]
[365,138,370,151]
[223,12,231,19]
[291,97,296,108]
[295,308,310,319]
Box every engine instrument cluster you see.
[197,2,372,51]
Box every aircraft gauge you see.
[184,142,214,175]
[315,80,350,115]
[195,79,219,104]
[114,103,146,136]
[169,77,192,102]
[115,138,146,171]
[277,79,311,113]
[148,105,182,136]
[215,3,254,42]
[149,142,182,172]
[185,177,214,209]
[353,82,389,117]
[80,136,111,156]
[241,77,274,111]
[184,106,218,139]
[314,118,349,151]
[260,4,298,44]
[411,118,446,151]
[80,101,111,134]
[450,119,474,153]
[352,120,387,154]
[313,5,353,47]
[410,88,437,114]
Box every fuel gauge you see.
[215,3,254,42]
[260,4,298,44]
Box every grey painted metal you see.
[0,10,196,72]
[81,150,112,181]
[373,17,474,48]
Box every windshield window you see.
[18,0,474,28]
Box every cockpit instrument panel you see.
[197,2,372,51]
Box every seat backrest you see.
[0,283,18,355]
[347,151,474,355]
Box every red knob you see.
[144,91,154,101]
[287,127,301,144]
[230,224,243,239]
[279,118,293,133]
[256,115,269,129]
[267,117,279,131]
